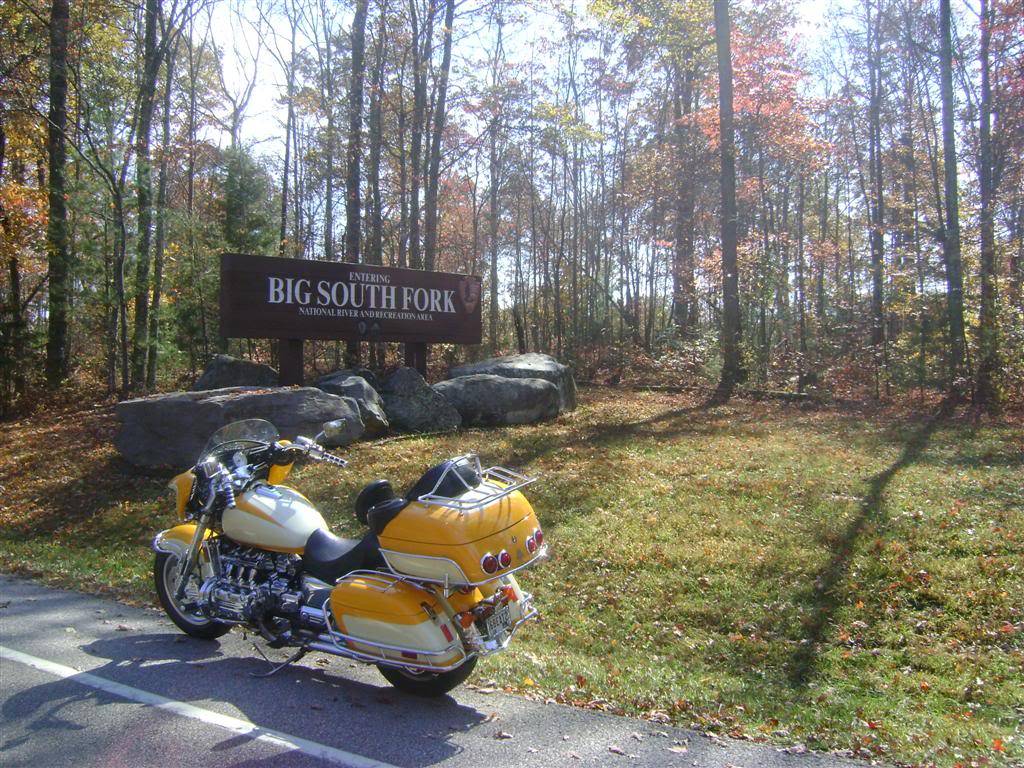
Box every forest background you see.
[1,0,1022,412]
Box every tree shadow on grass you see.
[494,401,726,472]
[786,400,954,688]
[6,454,167,539]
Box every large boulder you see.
[433,375,560,427]
[380,367,461,433]
[448,353,576,412]
[314,367,380,391]
[314,375,389,437]
[192,355,278,391]
[115,387,359,467]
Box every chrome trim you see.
[415,454,539,512]
[305,640,473,673]
[380,545,548,588]
[151,530,175,554]
[377,550,470,585]
[316,601,468,670]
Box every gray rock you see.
[448,353,576,412]
[380,367,461,433]
[320,398,365,448]
[192,354,278,391]
[314,367,380,391]
[314,375,389,437]
[115,387,357,467]
[433,375,560,426]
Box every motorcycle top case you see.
[328,573,466,668]
[376,488,543,586]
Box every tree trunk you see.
[422,0,455,272]
[487,12,504,352]
[939,0,967,388]
[279,26,297,257]
[367,3,386,265]
[796,175,808,392]
[345,0,369,265]
[867,0,886,397]
[671,66,697,336]
[131,0,163,390]
[713,0,744,401]
[45,0,71,387]
[974,0,999,409]
[408,0,430,269]
[147,43,176,389]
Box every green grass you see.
[1,390,1021,765]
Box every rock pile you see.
[114,353,578,465]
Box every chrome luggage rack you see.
[416,454,538,512]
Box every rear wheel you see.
[377,656,477,697]
[154,551,231,640]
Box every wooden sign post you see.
[220,253,482,383]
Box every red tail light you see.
[526,535,538,553]
[534,528,544,547]
[440,623,454,642]
[498,550,512,569]
[481,553,499,574]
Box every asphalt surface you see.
[0,574,865,768]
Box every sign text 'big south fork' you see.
[219,252,482,346]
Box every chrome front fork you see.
[173,514,210,601]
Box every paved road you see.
[0,575,862,768]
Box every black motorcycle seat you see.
[367,497,407,535]
[354,479,396,524]
[405,459,482,502]
[303,528,384,583]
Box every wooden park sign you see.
[220,253,482,384]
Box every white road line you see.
[0,644,398,768]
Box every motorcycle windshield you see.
[201,419,279,459]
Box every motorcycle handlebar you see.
[295,435,348,468]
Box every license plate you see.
[484,603,512,640]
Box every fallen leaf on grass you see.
[494,730,513,740]
[116,623,135,632]
[482,712,499,723]
[608,745,626,755]
[667,745,688,754]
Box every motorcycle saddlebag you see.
[327,573,466,670]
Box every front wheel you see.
[377,656,477,697]
[154,551,231,640]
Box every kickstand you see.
[250,643,308,678]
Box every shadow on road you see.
[3,631,487,767]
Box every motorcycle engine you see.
[198,540,302,626]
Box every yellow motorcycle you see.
[152,418,545,696]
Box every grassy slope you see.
[0,390,1021,766]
